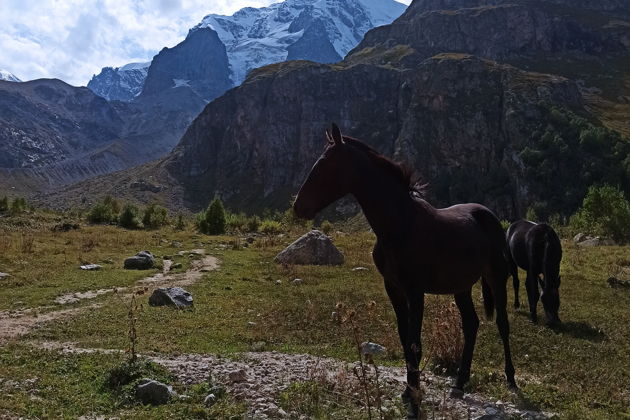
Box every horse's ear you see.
[325,129,334,145]
[331,123,344,145]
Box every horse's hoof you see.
[449,387,465,399]
[514,301,520,309]
[405,402,420,419]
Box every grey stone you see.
[228,369,247,383]
[149,287,193,308]
[292,278,304,285]
[578,237,601,247]
[275,279,282,285]
[352,266,368,271]
[204,393,217,407]
[124,251,155,270]
[135,379,174,405]
[360,341,387,356]
[80,264,102,271]
[274,230,344,266]
[573,233,587,243]
[0,272,11,279]
[171,262,183,269]
[608,277,630,288]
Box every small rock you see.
[485,406,499,416]
[247,321,257,327]
[331,311,339,322]
[149,287,193,308]
[80,264,102,271]
[292,278,304,285]
[250,341,267,352]
[228,369,247,383]
[352,267,368,271]
[449,387,465,399]
[608,277,630,288]
[135,379,174,405]
[204,393,217,407]
[275,279,282,285]
[578,237,601,247]
[573,233,586,243]
[124,251,155,270]
[0,272,11,279]
[171,262,183,269]
[224,286,233,290]
[171,241,182,248]
[360,341,387,356]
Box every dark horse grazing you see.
[293,124,517,417]
[506,220,562,325]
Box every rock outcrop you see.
[88,62,150,102]
[140,27,231,103]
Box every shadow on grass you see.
[513,388,543,412]
[513,311,607,342]
[549,321,607,342]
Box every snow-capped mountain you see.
[87,62,150,101]
[194,0,407,84]
[0,69,21,82]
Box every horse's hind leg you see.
[509,259,520,309]
[525,271,539,323]
[454,289,479,392]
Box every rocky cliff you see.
[41,0,630,219]
[87,62,150,102]
[140,28,232,102]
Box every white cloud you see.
[0,0,411,86]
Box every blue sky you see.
[0,0,411,86]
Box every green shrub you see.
[259,220,282,235]
[0,196,8,212]
[246,215,261,233]
[226,212,247,233]
[283,207,307,228]
[198,198,226,235]
[175,213,186,231]
[569,185,630,243]
[87,200,117,224]
[320,220,333,235]
[142,204,168,229]
[8,197,27,216]
[103,196,121,214]
[500,220,511,231]
[118,204,141,229]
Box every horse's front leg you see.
[404,290,424,418]
[385,282,423,419]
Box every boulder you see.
[124,251,155,270]
[149,287,193,308]
[578,237,601,247]
[135,379,175,405]
[274,230,344,266]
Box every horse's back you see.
[508,220,561,271]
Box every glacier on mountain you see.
[0,69,21,82]
[194,0,407,84]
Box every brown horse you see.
[293,124,517,418]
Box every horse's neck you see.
[352,174,424,240]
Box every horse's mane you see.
[344,137,427,198]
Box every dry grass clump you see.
[423,297,464,375]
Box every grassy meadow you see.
[0,210,628,419]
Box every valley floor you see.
[0,216,628,419]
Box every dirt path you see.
[0,251,219,344]
[36,341,552,420]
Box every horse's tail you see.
[482,279,495,320]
